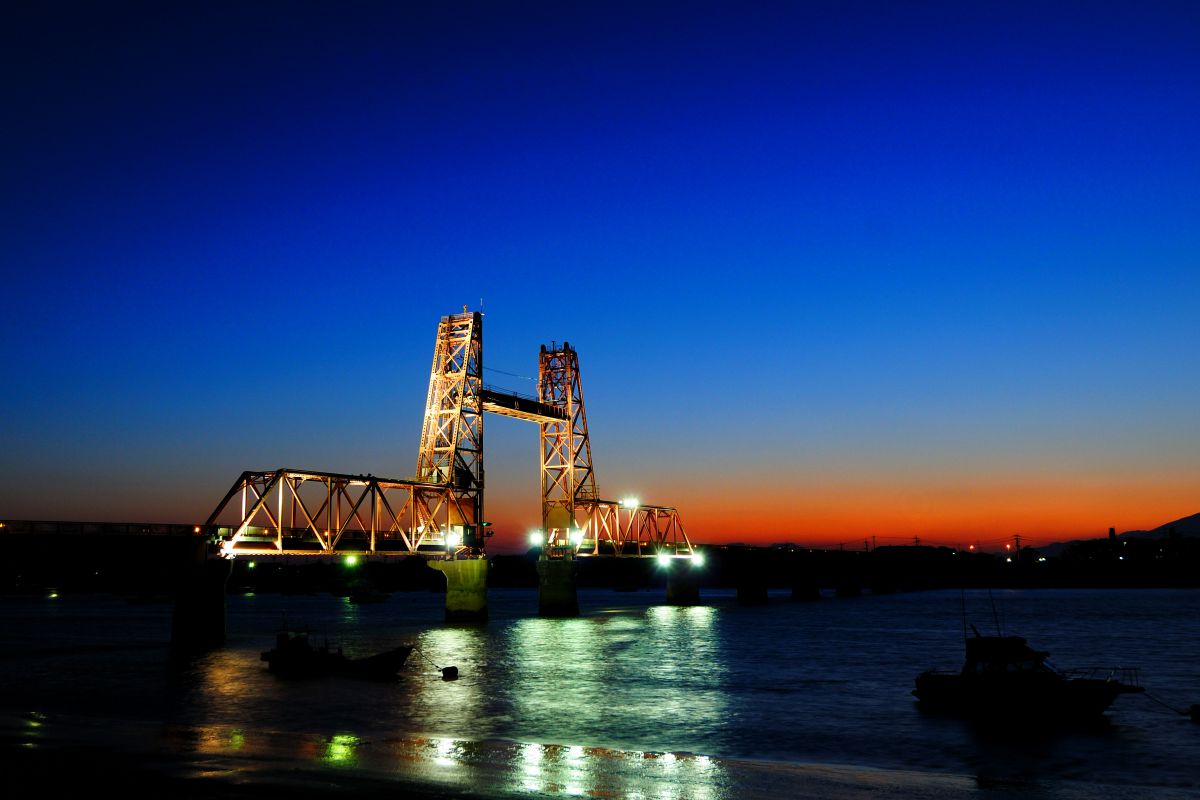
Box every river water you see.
[2,587,1198,798]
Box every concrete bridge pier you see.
[536,558,579,617]
[791,578,821,601]
[665,567,701,605]
[736,579,769,605]
[430,558,489,623]
[733,554,769,605]
[171,538,232,654]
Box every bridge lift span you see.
[204,309,691,561]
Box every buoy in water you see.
[441,666,459,681]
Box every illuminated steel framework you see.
[204,311,691,558]
[203,469,474,556]
[415,310,484,545]
[536,342,691,557]
[539,343,597,535]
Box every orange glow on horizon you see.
[483,467,1199,551]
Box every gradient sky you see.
[2,1,1198,551]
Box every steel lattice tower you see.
[415,309,484,541]
[538,342,597,544]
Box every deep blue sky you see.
[2,2,1198,546]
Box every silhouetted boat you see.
[261,631,412,679]
[914,630,1143,719]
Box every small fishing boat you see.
[261,631,412,680]
[914,628,1143,720]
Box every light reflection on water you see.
[174,597,734,796]
[178,722,730,800]
[4,588,1200,796]
[501,603,728,752]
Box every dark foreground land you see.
[3,525,1199,598]
[1,743,500,800]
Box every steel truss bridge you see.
[205,310,691,560]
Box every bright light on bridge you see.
[691,551,705,567]
[656,552,672,568]
[447,531,463,547]
[529,531,544,547]
[344,555,359,567]
[621,497,639,508]
[570,528,584,546]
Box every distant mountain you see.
[1038,512,1200,557]
[1118,512,1200,540]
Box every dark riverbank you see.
[3,526,1199,598]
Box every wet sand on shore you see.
[3,712,1192,800]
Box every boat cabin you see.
[962,635,1054,676]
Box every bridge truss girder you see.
[202,468,477,557]
[565,500,692,557]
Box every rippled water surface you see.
[2,588,1199,797]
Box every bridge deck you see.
[481,388,566,424]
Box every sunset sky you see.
[3,2,1198,551]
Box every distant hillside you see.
[1039,512,1200,557]
[1119,512,1200,540]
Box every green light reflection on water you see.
[324,733,360,766]
[507,603,726,763]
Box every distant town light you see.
[1005,557,1012,563]
[1037,557,1047,563]
[193,526,201,534]
[529,531,544,547]
[656,553,672,568]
